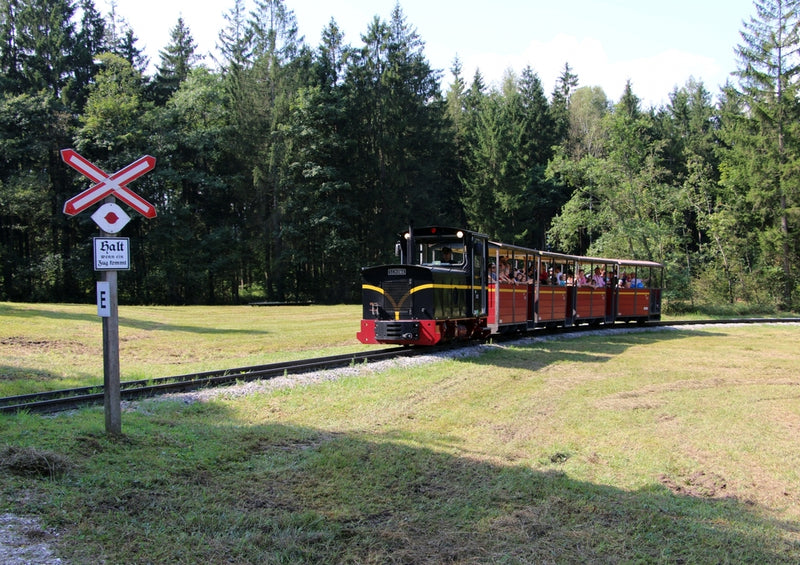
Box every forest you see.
[1,0,798,310]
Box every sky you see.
[107,0,757,108]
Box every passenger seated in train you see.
[497,256,512,282]
[539,267,549,285]
[591,267,605,287]
[576,268,588,286]
[488,263,497,282]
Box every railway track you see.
[2,317,798,415]
[0,347,418,415]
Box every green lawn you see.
[1,311,798,563]
[0,302,369,396]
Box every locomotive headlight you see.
[404,233,410,239]
[457,230,464,238]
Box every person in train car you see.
[576,268,588,286]
[441,247,454,263]
[592,267,605,287]
[488,263,497,282]
[498,256,512,282]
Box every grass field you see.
[0,302,370,396]
[1,303,799,563]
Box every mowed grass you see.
[1,306,799,563]
[0,302,370,396]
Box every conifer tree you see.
[722,0,800,306]
[68,0,105,109]
[0,0,22,93]
[15,0,75,98]
[550,62,578,144]
[150,17,199,104]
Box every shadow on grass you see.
[462,327,724,373]
[9,405,796,564]
[0,303,268,335]
[0,364,98,391]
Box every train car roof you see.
[490,243,664,269]
[488,241,574,262]
[607,258,664,268]
[407,228,664,269]
[558,255,663,269]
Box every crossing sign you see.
[91,202,131,234]
[62,149,157,218]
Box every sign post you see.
[62,149,156,435]
[100,259,121,434]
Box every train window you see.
[419,242,464,265]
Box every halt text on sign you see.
[94,237,130,271]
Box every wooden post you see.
[100,225,122,435]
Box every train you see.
[357,226,663,346]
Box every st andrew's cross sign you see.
[62,149,157,219]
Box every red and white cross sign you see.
[62,149,157,218]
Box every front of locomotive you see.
[357,227,489,346]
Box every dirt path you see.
[0,513,64,564]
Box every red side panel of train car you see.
[488,283,529,325]
[574,287,607,322]
[616,289,652,318]
[536,286,568,322]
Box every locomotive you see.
[357,226,663,346]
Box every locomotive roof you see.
[402,226,490,239]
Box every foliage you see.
[0,0,799,310]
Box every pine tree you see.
[344,4,453,261]
[217,0,252,73]
[15,0,76,98]
[67,0,105,110]
[723,0,800,306]
[245,0,305,300]
[0,0,23,93]
[150,17,200,104]
[550,62,578,144]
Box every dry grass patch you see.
[0,446,72,479]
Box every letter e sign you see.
[97,281,111,317]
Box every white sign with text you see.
[93,237,130,271]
